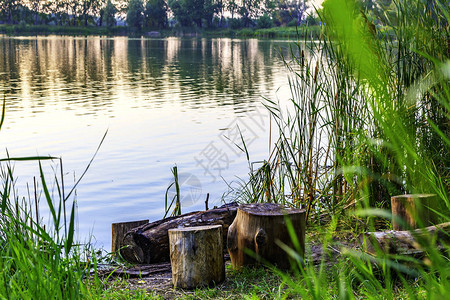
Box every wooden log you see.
[169,225,225,289]
[112,219,149,254]
[227,203,306,270]
[361,222,450,255]
[120,202,238,264]
[391,194,438,230]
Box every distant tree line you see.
[0,0,391,30]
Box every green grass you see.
[202,25,322,39]
[0,160,88,298]
[0,107,109,298]
[236,26,322,39]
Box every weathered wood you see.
[120,202,238,264]
[361,222,450,255]
[391,194,438,230]
[169,225,225,289]
[112,219,149,254]
[96,262,172,278]
[227,203,306,270]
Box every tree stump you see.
[169,225,225,289]
[227,203,306,270]
[112,219,149,254]
[391,194,438,230]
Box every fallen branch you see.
[361,222,450,255]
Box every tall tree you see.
[273,0,308,26]
[79,0,105,26]
[0,0,19,24]
[103,0,117,27]
[127,0,145,29]
[168,0,192,26]
[203,0,218,28]
[144,0,167,28]
[169,0,218,28]
[227,0,239,19]
[45,0,72,26]
[28,0,43,25]
[188,0,205,27]
[238,0,261,26]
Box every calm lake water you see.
[0,35,293,250]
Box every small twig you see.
[205,193,209,211]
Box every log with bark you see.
[361,222,450,255]
[169,225,225,289]
[120,202,238,264]
[112,219,149,254]
[227,203,306,270]
[391,194,438,230]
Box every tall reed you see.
[265,0,449,297]
[235,0,449,227]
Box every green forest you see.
[0,0,391,31]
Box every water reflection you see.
[0,36,294,249]
[0,36,290,117]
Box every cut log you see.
[227,203,306,270]
[361,222,450,255]
[391,194,438,230]
[120,202,238,264]
[112,220,149,254]
[169,225,225,289]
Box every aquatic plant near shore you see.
[251,0,450,298]
[234,0,449,227]
[0,100,110,298]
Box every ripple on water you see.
[0,36,293,249]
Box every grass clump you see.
[0,112,117,298]
[0,160,88,298]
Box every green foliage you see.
[230,0,449,296]
[228,17,243,29]
[169,0,218,28]
[234,0,448,223]
[272,0,310,27]
[0,0,318,30]
[305,13,320,25]
[164,165,181,218]
[257,13,273,28]
[77,0,104,26]
[0,24,130,36]
[127,0,145,30]
[103,0,117,28]
[145,0,168,28]
[0,99,113,298]
[168,0,193,27]
[238,0,262,26]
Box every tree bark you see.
[227,203,306,270]
[391,194,438,230]
[111,219,149,253]
[120,202,238,264]
[361,222,450,255]
[169,225,225,289]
